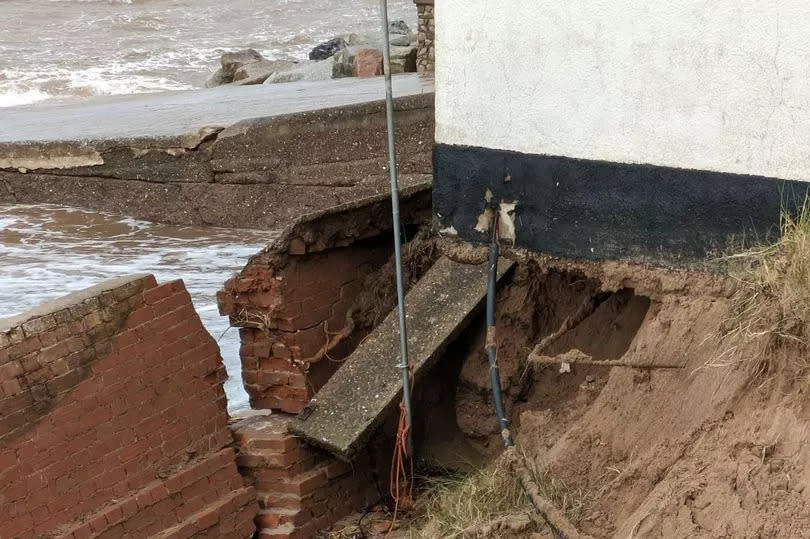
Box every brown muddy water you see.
[0,0,416,107]
[0,203,270,412]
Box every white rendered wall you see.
[436,0,810,181]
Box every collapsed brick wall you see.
[232,414,383,539]
[0,275,258,539]
[217,185,432,414]
[218,241,391,414]
[415,0,435,72]
[214,187,432,537]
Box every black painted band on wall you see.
[433,144,810,266]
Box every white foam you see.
[0,203,267,412]
[0,0,417,107]
[0,88,52,108]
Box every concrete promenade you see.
[0,73,434,143]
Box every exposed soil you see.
[317,237,810,538]
[415,247,810,538]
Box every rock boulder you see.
[221,49,264,79]
[344,33,372,46]
[233,59,296,85]
[389,46,417,74]
[205,68,228,88]
[309,37,347,61]
[264,60,334,84]
[390,34,411,47]
[388,20,413,48]
[389,20,410,36]
[332,49,356,79]
[354,49,383,78]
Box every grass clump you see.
[417,451,585,538]
[716,203,810,376]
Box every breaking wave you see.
[0,0,416,107]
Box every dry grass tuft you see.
[713,203,810,377]
[416,449,586,538]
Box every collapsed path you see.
[0,74,435,230]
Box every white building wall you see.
[436,0,810,181]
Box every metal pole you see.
[487,214,514,447]
[379,0,414,455]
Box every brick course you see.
[232,415,383,539]
[0,275,258,539]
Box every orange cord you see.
[386,361,414,536]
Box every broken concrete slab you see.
[290,256,514,460]
[0,93,434,229]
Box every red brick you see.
[196,504,222,531]
[271,385,309,401]
[0,448,17,472]
[175,494,206,522]
[112,329,140,351]
[0,360,23,379]
[71,523,93,539]
[8,336,43,361]
[102,504,125,527]
[156,293,193,317]
[126,306,154,327]
[135,489,155,510]
[141,274,159,289]
[325,460,352,480]
[257,371,291,387]
[277,470,328,497]
[0,276,254,539]
[166,280,185,293]
[271,342,292,360]
[150,497,175,518]
[120,496,139,519]
[1,377,22,396]
[3,513,34,537]
[142,283,174,305]
[235,277,257,293]
[216,290,236,316]
[256,510,283,529]
[258,357,302,374]
[89,512,109,534]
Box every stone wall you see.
[415,0,435,72]
[0,275,258,539]
[0,94,434,229]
